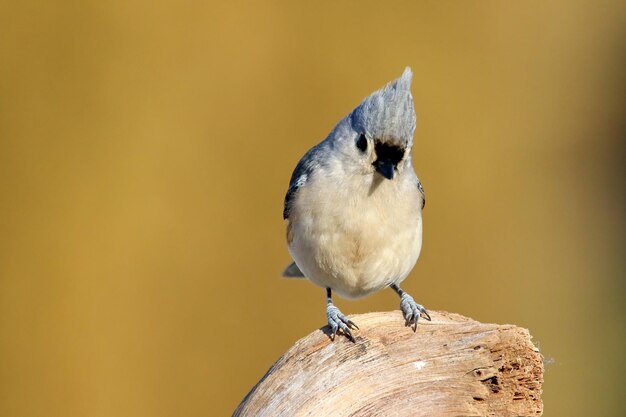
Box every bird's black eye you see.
[356,134,367,152]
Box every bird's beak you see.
[374,159,395,180]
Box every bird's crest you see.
[349,67,416,148]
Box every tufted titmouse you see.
[283,68,429,342]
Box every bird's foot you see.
[400,293,431,331]
[326,304,359,342]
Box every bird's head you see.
[328,67,416,181]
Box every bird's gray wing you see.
[282,146,327,279]
[283,170,309,220]
[417,177,426,209]
[283,143,325,220]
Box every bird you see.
[282,68,430,342]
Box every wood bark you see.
[234,311,543,417]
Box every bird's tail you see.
[282,261,306,278]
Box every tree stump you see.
[234,311,543,417]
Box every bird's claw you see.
[327,304,358,342]
[400,293,430,331]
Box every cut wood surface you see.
[234,311,543,417]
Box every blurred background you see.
[1,1,624,416]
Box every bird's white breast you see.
[287,168,423,299]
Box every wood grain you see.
[234,311,543,417]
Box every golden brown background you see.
[1,1,624,416]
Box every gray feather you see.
[282,261,306,278]
[283,143,327,219]
[350,67,416,149]
[417,177,426,209]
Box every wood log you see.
[234,311,543,417]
